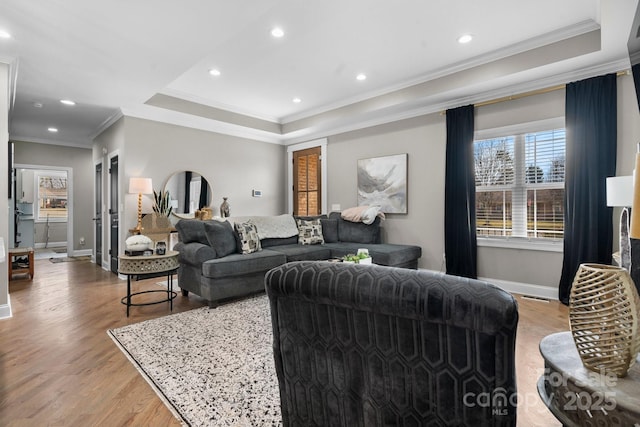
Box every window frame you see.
[34,170,68,223]
[474,118,565,252]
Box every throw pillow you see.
[297,218,325,245]
[203,220,237,258]
[341,206,369,222]
[320,218,338,243]
[361,206,384,225]
[234,221,262,254]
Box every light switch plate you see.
[252,190,262,197]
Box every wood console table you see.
[118,250,179,317]
[538,331,640,426]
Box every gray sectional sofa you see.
[174,212,422,307]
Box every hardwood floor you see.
[0,258,568,426]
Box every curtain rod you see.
[441,69,630,114]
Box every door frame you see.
[107,149,121,273]
[14,163,74,255]
[287,138,327,214]
[93,158,104,269]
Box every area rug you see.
[107,294,281,426]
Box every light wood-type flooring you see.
[0,257,568,426]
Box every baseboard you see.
[34,242,66,249]
[477,276,559,300]
[420,269,558,300]
[69,249,92,257]
[0,296,12,319]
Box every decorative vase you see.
[220,197,230,218]
[569,263,640,377]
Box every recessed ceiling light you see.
[292,97,301,104]
[457,34,473,44]
[0,30,11,39]
[271,27,284,38]
[356,73,367,81]
[33,102,43,108]
[60,99,76,106]
[48,127,58,133]
[209,68,221,76]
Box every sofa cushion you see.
[329,212,381,244]
[203,220,237,258]
[202,250,285,279]
[320,218,338,243]
[235,220,262,254]
[297,218,324,245]
[268,244,332,262]
[175,219,209,245]
[261,235,299,248]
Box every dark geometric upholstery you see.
[265,261,518,427]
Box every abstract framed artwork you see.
[357,153,407,213]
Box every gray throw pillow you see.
[203,220,237,258]
[320,218,338,243]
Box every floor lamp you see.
[129,177,153,233]
[607,175,634,270]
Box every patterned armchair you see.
[265,261,518,426]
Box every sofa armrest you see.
[175,241,217,266]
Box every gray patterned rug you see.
[107,294,282,426]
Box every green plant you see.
[342,253,370,263]
[153,189,173,217]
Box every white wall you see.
[1,62,10,318]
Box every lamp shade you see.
[606,175,633,207]
[128,177,153,194]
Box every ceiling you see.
[0,0,637,148]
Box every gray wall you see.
[1,62,9,315]
[93,117,286,268]
[12,141,94,254]
[324,73,640,296]
[88,73,640,298]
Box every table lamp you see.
[129,177,153,233]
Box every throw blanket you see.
[341,205,386,224]
[227,214,299,239]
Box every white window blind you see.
[474,128,565,240]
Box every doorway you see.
[11,164,73,257]
[94,161,103,267]
[293,147,322,216]
[288,139,328,215]
[109,155,119,274]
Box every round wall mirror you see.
[164,171,212,218]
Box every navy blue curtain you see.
[558,74,617,304]
[199,177,209,209]
[184,171,192,212]
[445,105,477,279]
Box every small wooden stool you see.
[8,247,34,280]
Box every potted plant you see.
[341,252,372,264]
[153,189,173,217]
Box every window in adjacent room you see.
[35,170,68,222]
[474,128,565,241]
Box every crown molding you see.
[280,57,629,145]
[120,104,285,145]
[10,135,93,149]
[157,88,282,124]
[90,109,123,141]
[281,20,601,124]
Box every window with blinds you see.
[474,128,565,240]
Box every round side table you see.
[118,250,179,317]
[538,331,640,426]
